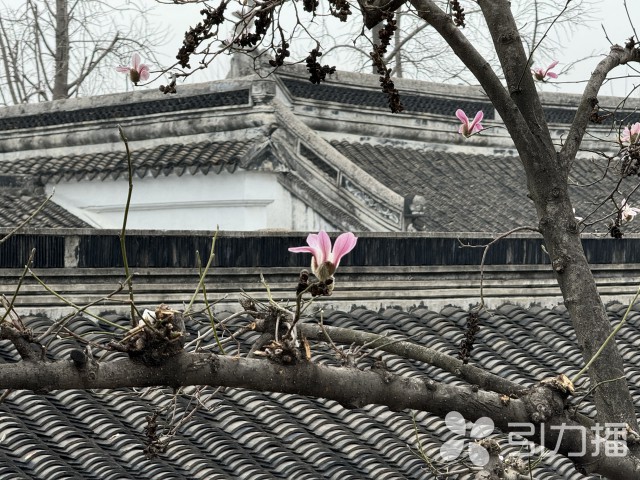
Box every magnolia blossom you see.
[288,230,357,282]
[621,123,640,145]
[455,109,484,138]
[116,53,150,85]
[531,60,559,82]
[621,198,640,223]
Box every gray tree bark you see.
[0,349,637,478]
[408,0,639,433]
[52,0,70,100]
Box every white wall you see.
[47,170,333,231]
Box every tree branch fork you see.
[0,335,638,477]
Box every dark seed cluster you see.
[451,0,466,28]
[306,46,336,84]
[328,0,351,21]
[370,14,404,113]
[269,28,290,67]
[458,311,480,364]
[235,1,275,48]
[609,223,623,239]
[176,2,228,69]
[303,0,319,14]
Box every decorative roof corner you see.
[243,137,290,172]
[270,99,405,231]
[250,79,277,105]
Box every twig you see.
[589,375,627,396]
[623,0,638,50]
[516,0,572,90]
[287,283,316,336]
[0,248,35,325]
[0,389,12,403]
[199,323,257,351]
[259,273,296,342]
[37,276,131,344]
[184,228,219,315]
[0,191,53,246]
[164,386,222,438]
[260,274,294,319]
[195,250,225,354]
[59,326,113,352]
[117,125,136,327]
[28,269,128,331]
[458,226,540,309]
[410,412,439,475]
[183,310,261,350]
[0,296,23,330]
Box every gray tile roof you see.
[282,78,496,119]
[282,77,640,125]
[543,105,640,125]
[2,303,630,478]
[0,193,89,229]
[331,140,640,233]
[0,141,256,184]
[0,90,250,132]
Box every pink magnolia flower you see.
[531,60,559,81]
[621,122,640,145]
[116,53,150,85]
[289,230,357,282]
[621,198,640,223]
[456,109,484,138]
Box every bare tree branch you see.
[408,0,535,154]
[253,318,525,396]
[477,0,554,154]
[0,352,636,477]
[560,44,640,168]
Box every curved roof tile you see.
[0,304,635,478]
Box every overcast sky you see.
[147,1,640,97]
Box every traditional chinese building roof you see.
[2,141,258,184]
[330,140,639,233]
[0,176,89,229]
[0,90,250,132]
[3,301,634,479]
[1,56,639,232]
[2,227,639,478]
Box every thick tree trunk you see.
[394,12,402,78]
[52,0,69,100]
[476,0,638,430]
[371,23,382,75]
[407,0,639,431]
[529,151,638,429]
